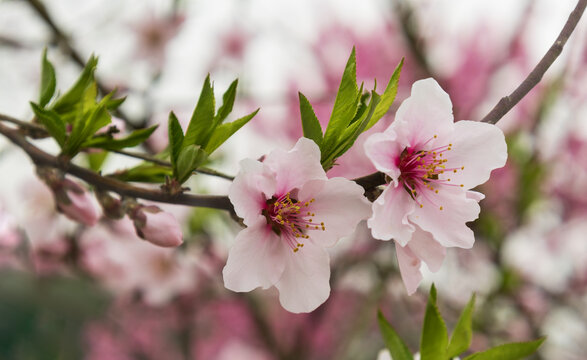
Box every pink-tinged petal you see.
[467,190,485,202]
[274,239,330,313]
[407,227,446,272]
[229,159,276,226]
[411,186,479,248]
[396,243,422,295]
[393,78,454,147]
[223,217,287,292]
[443,120,507,189]
[59,188,100,226]
[263,138,326,196]
[137,209,183,247]
[368,185,415,246]
[364,131,402,180]
[298,178,371,247]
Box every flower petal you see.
[229,159,276,226]
[364,131,402,181]
[263,138,326,196]
[368,185,415,246]
[407,227,446,272]
[298,178,371,247]
[443,120,507,189]
[274,239,331,313]
[396,243,422,295]
[393,78,454,147]
[223,216,286,292]
[411,186,479,248]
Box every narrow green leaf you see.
[447,293,476,358]
[52,55,98,114]
[113,163,172,183]
[366,58,404,131]
[83,126,158,151]
[214,79,238,125]
[168,112,184,171]
[377,311,414,360]
[30,102,66,147]
[183,75,216,148]
[463,338,545,360]
[298,92,323,147]
[420,285,448,360]
[176,145,208,183]
[204,108,259,154]
[39,48,56,107]
[105,95,126,110]
[322,47,359,151]
[86,151,109,172]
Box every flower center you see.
[398,135,464,209]
[264,192,325,253]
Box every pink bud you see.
[132,206,183,247]
[57,180,100,226]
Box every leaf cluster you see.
[30,50,157,160]
[299,47,403,170]
[378,285,545,360]
[166,76,259,184]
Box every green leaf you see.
[322,47,359,151]
[168,111,184,173]
[463,338,545,360]
[298,92,323,147]
[63,98,111,157]
[30,103,66,147]
[204,108,259,154]
[214,79,238,125]
[377,311,414,360]
[366,58,404,131]
[447,293,476,358]
[321,90,380,170]
[105,95,126,110]
[420,285,448,360]
[176,145,208,183]
[39,48,56,107]
[52,55,98,114]
[86,151,109,172]
[183,74,216,148]
[82,126,158,151]
[113,163,172,183]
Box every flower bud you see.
[130,205,183,247]
[56,179,100,226]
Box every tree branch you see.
[0,122,234,212]
[481,0,587,124]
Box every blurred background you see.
[1,0,587,359]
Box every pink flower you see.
[56,179,100,226]
[224,138,371,313]
[131,205,183,248]
[364,78,507,294]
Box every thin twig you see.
[0,122,234,212]
[481,0,587,124]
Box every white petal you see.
[298,178,371,247]
[396,243,423,295]
[443,120,507,189]
[411,186,479,248]
[274,239,330,313]
[393,78,454,148]
[368,185,415,246]
[407,227,446,272]
[364,131,402,180]
[223,217,286,292]
[229,159,276,226]
[263,138,326,195]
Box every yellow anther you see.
[453,169,457,173]
[439,206,443,210]
[434,135,437,138]
[293,248,299,252]
[420,204,423,208]
[460,184,464,187]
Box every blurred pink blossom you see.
[224,138,371,312]
[364,78,507,294]
[56,178,100,226]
